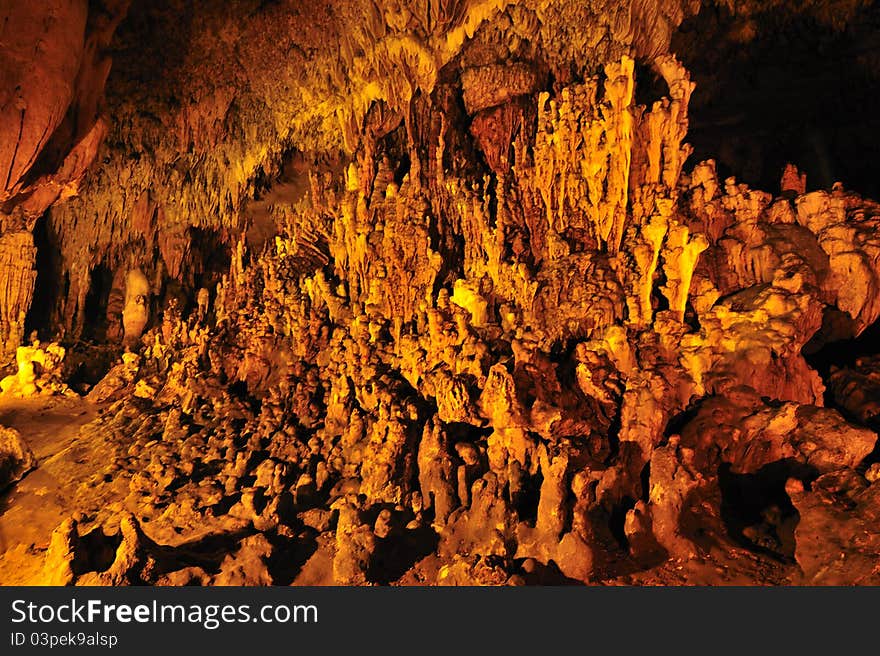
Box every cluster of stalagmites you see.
[3,44,878,584]
[18,0,703,346]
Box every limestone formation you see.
[0,341,67,396]
[121,269,150,348]
[0,0,879,588]
[788,473,880,585]
[827,355,880,426]
[0,232,36,359]
[0,425,36,491]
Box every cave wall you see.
[0,0,129,356]
[4,1,878,352]
[33,0,707,340]
[4,0,880,586]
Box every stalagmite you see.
[121,269,150,348]
[0,341,66,396]
[660,222,709,321]
[0,232,37,359]
[1,0,879,589]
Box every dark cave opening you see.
[802,311,880,442]
[74,526,124,575]
[186,227,232,295]
[82,264,114,343]
[513,467,544,527]
[367,520,440,585]
[803,311,880,382]
[673,0,880,199]
[608,495,637,549]
[25,214,63,341]
[718,459,815,561]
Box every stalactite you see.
[2,0,880,589]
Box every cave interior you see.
[2,0,880,586]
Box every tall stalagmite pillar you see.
[0,231,37,359]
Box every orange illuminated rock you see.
[789,471,880,585]
[827,355,880,425]
[0,425,37,492]
[0,341,67,397]
[0,232,37,359]
[679,391,877,475]
[780,163,807,196]
[2,0,880,589]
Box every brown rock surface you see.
[1,0,880,588]
[788,473,880,585]
[0,425,36,491]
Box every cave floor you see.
[0,392,797,586]
[0,395,100,584]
